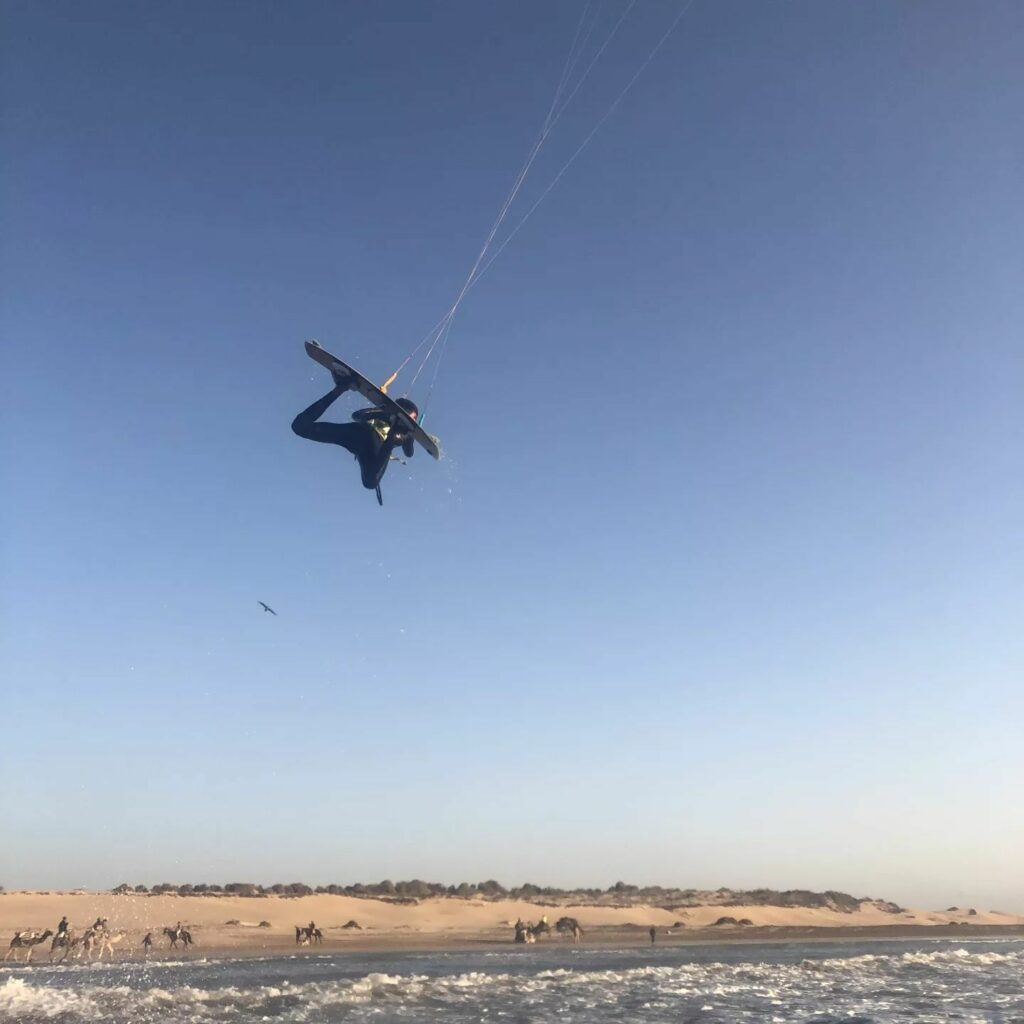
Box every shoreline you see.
[3,924,1023,968]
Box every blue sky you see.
[2,0,1021,909]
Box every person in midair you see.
[291,369,418,495]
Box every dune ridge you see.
[2,887,1022,957]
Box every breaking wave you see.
[2,942,1021,1022]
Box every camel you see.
[50,928,77,961]
[49,924,109,962]
[69,928,99,961]
[4,930,54,962]
[163,925,194,949]
[555,916,584,943]
[94,930,129,960]
[54,936,81,962]
[50,927,98,963]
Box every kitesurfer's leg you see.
[291,385,361,447]
[357,437,392,490]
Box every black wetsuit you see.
[291,384,415,490]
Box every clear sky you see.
[2,1,1021,910]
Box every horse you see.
[163,925,194,949]
[295,926,323,946]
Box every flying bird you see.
[258,601,278,616]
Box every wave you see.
[2,946,1020,1022]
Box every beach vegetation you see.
[83,880,912,915]
[224,883,263,897]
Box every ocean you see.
[1,939,1021,1022]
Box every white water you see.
[2,940,1021,1022]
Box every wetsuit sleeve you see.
[291,386,349,443]
[352,406,385,423]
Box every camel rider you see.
[308,920,316,935]
[56,916,68,937]
[92,917,105,931]
[291,370,419,496]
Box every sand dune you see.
[2,890,1021,956]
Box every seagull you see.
[258,601,278,616]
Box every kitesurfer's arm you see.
[386,423,414,457]
[291,385,349,443]
[352,406,385,423]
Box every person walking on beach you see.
[142,932,153,956]
[649,926,656,945]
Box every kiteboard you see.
[304,340,440,460]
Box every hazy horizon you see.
[3,2,1021,913]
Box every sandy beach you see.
[3,891,1022,961]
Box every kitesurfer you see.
[291,372,418,492]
